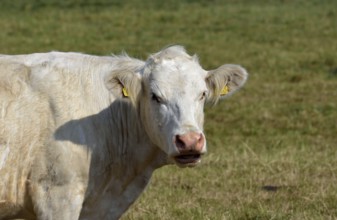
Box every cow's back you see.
[0,60,52,217]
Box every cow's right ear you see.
[105,70,141,105]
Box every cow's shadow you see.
[54,99,139,150]
[53,98,147,185]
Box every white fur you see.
[0,145,10,170]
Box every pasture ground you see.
[0,0,336,219]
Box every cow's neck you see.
[90,99,167,181]
[80,100,167,218]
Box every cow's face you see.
[106,46,248,167]
[139,53,208,167]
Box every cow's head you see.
[106,46,248,167]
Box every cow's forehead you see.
[153,58,205,76]
[147,58,208,95]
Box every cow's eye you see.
[200,91,207,100]
[151,93,162,103]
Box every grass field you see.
[1,0,337,219]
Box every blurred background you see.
[1,0,336,219]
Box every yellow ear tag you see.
[220,86,229,95]
[122,87,129,97]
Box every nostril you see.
[197,134,204,144]
[196,134,205,151]
[175,135,186,150]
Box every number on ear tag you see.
[220,86,229,95]
[122,87,129,97]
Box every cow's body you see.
[0,46,248,219]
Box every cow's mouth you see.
[174,153,201,166]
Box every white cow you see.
[0,46,248,219]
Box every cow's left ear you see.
[206,64,248,103]
[105,70,141,105]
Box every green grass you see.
[1,0,337,219]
